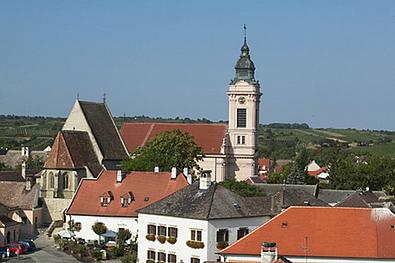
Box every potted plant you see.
[167,236,177,244]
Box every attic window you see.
[391,225,395,229]
[144,197,149,202]
[121,192,134,207]
[281,221,288,228]
[100,191,114,207]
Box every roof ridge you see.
[60,131,77,169]
[124,122,227,126]
[141,123,155,147]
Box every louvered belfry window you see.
[237,108,247,128]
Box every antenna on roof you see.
[103,93,106,104]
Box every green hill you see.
[1,116,394,159]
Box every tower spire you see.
[243,24,247,45]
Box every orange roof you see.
[258,158,270,171]
[120,122,227,154]
[221,207,395,259]
[67,170,188,217]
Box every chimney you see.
[21,161,26,179]
[154,166,159,173]
[25,178,31,191]
[183,168,192,184]
[261,242,278,263]
[116,170,124,183]
[199,170,212,190]
[171,167,177,180]
[313,183,319,198]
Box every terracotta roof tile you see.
[120,123,227,154]
[66,170,188,217]
[221,207,395,259]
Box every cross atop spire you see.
[243,24,247,44]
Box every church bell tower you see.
[226,25,262,181]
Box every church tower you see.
[226,26,262,181]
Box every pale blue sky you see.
[0,1,394,130]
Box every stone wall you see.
[42,198,72,224]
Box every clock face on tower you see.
[238,96,246,104]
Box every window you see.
[190,229,202,241]
[147,250,155,260]
[191,257,200,263]
[216,229,229,242]
[49,172,54,189]
[158,225,166,236]
[168,227,178,238]
[147,224,156,235]
[121,192,134,207]
[100,191,113,207]
[157,252,166,262]
[237,135,246,145]
[63,172,69,189]
[168,253,176,263]
[237,108,247,128]
[237,227,249,239]
[74,222,82,232]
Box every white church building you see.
[120,30,262,182]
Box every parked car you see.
[0,246,7,257]
[7,243,26,255]
[18,240,36,252]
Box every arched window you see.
[63,172,69,189]
[49,172,54,189]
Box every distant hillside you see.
[1,115,394,158]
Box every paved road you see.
[2,235,81,263]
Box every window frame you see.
[157,225,167,236]
[147,224,156,235]
[237,108,247,128]
[216,228,229,242]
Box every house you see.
[335,190,395,210]
[38,100,128,224]
[66,169,189,242]
[120,123,228,181]
[0,180,42,239]
[0,203,22,246]
[40,130,103,199]
[121,33,262,182]
[220,206,395,263]
[254,183,386,206]
[137,171,274,263]
[306,160,329,179]
[256,159,291,182]
[62,100,129,170]
[1,147,48,169]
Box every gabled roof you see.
[120,123,227,154]
[0,215,19,227]
[0,171,25,182]
[335,191,379,208]
[44,130,103,177]
[0,182,39,210]
[139,182,274,220]
[273,189,330,209]
[78,101,128,161]
[220,207,395,259]
[66,170,188,217]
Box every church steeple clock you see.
[226,25,262,181]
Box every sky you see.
[0,1,394,130]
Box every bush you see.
[186,240,204,249]
[167,236,177,244]
[120,251,137,263]
[91,248,103,261]
[53,234,61,246]
[75,244,87,257]
[156,235,166,244]
[107,246,124,259]
[145,234,155,241]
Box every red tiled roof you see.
[120,123,227,154]
[221,207,395,259]
[66,170,188,217]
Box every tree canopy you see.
[122,129,203,173]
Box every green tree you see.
[117,229,132,246]
[219,178,265,197]
[122,129,203,172]
[92,222,107,244]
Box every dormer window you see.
[100,191,113,207]
[121,192,134,207]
